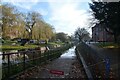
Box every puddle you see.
[60,46,76,59]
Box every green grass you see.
[1,44,39,51]
[48,42,65,45]
[1,39,66,51]
[93,42,120,48]
[1,43,66,51]
[2,40,17,45]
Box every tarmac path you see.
[16,46,86,79]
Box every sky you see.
[2,0,93,35]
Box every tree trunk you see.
[79,37,82,42]
[29,29,32,40]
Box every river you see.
[60,46,76,58]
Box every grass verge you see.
[93,42,120,48]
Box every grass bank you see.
[93,42,120,48]
[1,42,65,51]
[1,44,39,51]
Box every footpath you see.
[16,46,86,79]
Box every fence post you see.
[7,54,10,77]
[47,50,49,61]
[32,51,35,65]
[39,50,41,64]
[23,52,25,71]
[44,51,47,63]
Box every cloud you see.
[48,0,90,2]
[3,0,39,2]
[48,1,90,35]
[2,0,39,10]
[3,0,90,2]
[34,8,48,16]
[2,0,91,35]
[2,0,49,15]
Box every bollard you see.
[105,58,110,78]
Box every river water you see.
[60,46,76,59]
[0,46,76,65]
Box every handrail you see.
[1,44,73,80]
[77,49,93,79]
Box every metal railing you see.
[1,44,72,80]
[76,42,111,79]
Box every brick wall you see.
[92,24,114,42]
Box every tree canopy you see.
[1,4,55,41]
[74,27,90,42]
[56,32,69,42]
[89,1,120,42]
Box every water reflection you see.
[1,49,29,64]
[0,50,18,64]
[4,50,18,53]
[0,46,76,64]
[60,46,76,58]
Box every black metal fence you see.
[1,44,72,80]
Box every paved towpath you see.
[17,46,86,79]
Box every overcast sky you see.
[2,0,93,35]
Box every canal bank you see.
[2,44,73,80]
[15,46,87,79]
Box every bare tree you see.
[74,27,90,42]
[25,12,42,39]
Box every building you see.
[92,24,114,42]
